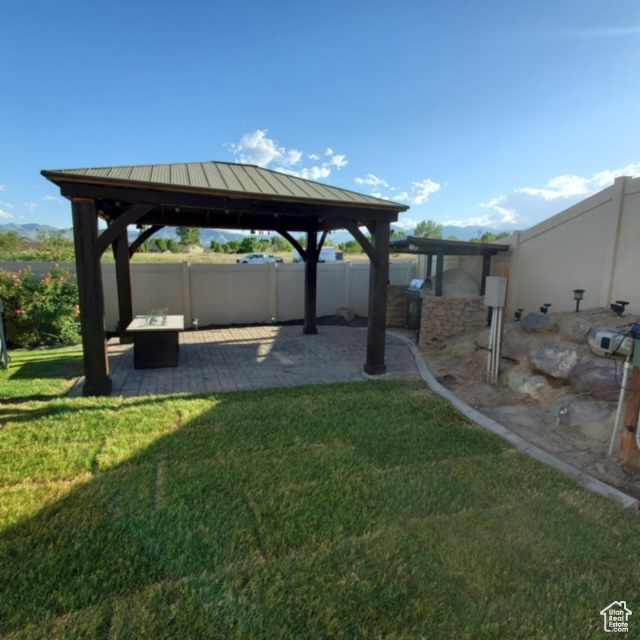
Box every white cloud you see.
[277,165,332,181]
[43,195,64,204]
[394,217,421,231]
[24,202,38,213]
[392,179,441,205]
[0,184,5,192]
[0,200,14,209]
[515,164,640,201]
[371,191,390,201]
[463,163,640,229]
[228,130,346,183]
[0,208,13,219]
[355,174,390,188]
[228,130,303,168]
[330,154,348,169]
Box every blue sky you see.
[2,0,639,232]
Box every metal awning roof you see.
[43,161,407,212]
[390,235,511,256]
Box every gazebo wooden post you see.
[303,230,318,335]
[71,198,112,396]
[364,221,390,375]
[435,252,444,296]
[112,230,134,344]
[480,253,492,296]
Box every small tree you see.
[270,236,291,252]
[414,220,443,239]
[239,236,260,253]
[166,239,179,253]
[154,238,168,252]
[0,231,20,257]
[210,241,223,252]
[471,230,511,243]
[35,232,75,262]
[227,240,241,253]
[176,227,201,247]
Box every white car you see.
[237,253,278,264]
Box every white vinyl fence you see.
[0,260,416,331]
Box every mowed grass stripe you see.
[0,356,639,638]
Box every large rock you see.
[520,312,559,334]
[553,394,614,427]
[501,340,530,364]
[507,368,555,403]
[560,319,593,344]
[569,360,621,402]
[552,394,614,441]
[529,340,586,380]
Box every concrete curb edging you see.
[388,330,639,511]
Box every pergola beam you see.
[71,198,112,396]
[304,230,319,335]
[55,181,398,225]
[129,224,165,257]
[364,221,391,374]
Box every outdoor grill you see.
[406,278,426,333]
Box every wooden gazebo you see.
[42,161,408,396]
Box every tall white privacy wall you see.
[0,261,415,331]
[493,175,640,316]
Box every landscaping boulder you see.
[552,394,614,441]
[501,339,531,364]
[553,393,614,427]
[507,368,555,403]
[568,360,621,402]
[560,319,592,344]
[529,340,586,380]
[520,312,559,334]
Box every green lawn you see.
[1,349,639,638]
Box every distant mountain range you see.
[0,223,512,245]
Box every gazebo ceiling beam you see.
[129,224,165,257]
[56,182,399,224]
[95,203,156,257]
[344,221,377,266]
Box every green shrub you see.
[0,265,81,347]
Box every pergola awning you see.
[390,235,511,296]
[42,161,409,396]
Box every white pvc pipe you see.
[609,357,632,456]
[487,308,496,383]
[493,309,501,384]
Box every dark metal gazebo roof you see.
[390,235,511,296]
[390,235,511,256]
[42,161,408,396]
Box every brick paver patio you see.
[73,326,419,397]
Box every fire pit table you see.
[126,313,184,369]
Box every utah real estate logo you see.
[600,601,632,633]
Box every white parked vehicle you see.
[292,247,343,263]
[236,253,280,264]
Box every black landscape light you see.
[540,303,551,314]
[573,289,585,313]
[611,300,629,317]
[514,308,523,322]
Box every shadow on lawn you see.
[0,382,491,636]
[8,355,83,380]
[0,393,247,635]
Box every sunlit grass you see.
[0,360,639,638]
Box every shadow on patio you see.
[77,326,419,397]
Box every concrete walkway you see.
[87,325,419,397]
